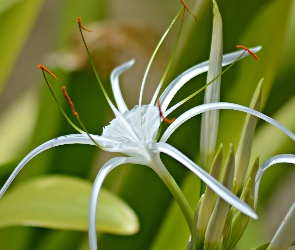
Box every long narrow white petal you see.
[110,60,135,113]
[89,157,149,250]
[160,102,295,143]
[151,142,257,219]
[0,134,115,198]
[254,154,295,208]
[267,200,295,250]
[159,46,262,113]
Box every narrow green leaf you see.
[222,208,234,249]
[234,80,262,194]
[226,178,253,250]
[204,144,235,250]
[200,0,223,171]
[196,144,223,250]
[191,194,204,250]
[0,175,139,235]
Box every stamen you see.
[157,99,175,124]
[77,17,93,32]
[60,86,103,148]
[236,45,259,61]
[38,64,84,133]
[181,0,197,22]
[62,86,79,117]
[165,52,248,115]
[38,64,58,80]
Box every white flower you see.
[0,46,264,248]
[2,41,295,249]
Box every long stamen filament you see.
[137,8,183,120]
[38,64,84,134]
[77,17,112,105]
[165,49,251,115]
[149,12,184,108]
[144,8,184,134]
[61,86,103,149]
[77,17,140,142]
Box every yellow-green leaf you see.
[0,175,139,235]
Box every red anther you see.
[77,17,93,32]
[180,0,197,22]
[236,45,259,61]
[62,86,79,117]
[157,99,175,124]
[38,64,58,80]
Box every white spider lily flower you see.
[0,48,262,250]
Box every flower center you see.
[102,105,160,144]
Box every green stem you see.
[150,154,194,233]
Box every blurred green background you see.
[0,0,295,249]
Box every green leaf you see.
[0,89,38,166]
[0,175,139,235]
[0,0,45,91]
[204,144,234,250]
[234,80,262,194]
[200,0,223,171]
[226,177,254,250]
[196,144,223,250]
[0,0,23,15]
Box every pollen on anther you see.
[157,99,175,124]
[236,45,259,61]
[38,64,58,80]
[62,86,79,117]
[181,0,197,22]
[77,17,93,32]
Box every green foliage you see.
[0,175,139,234]
[1,0,295,249]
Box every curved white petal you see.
[110,59,135,113]
[159,46,262,112]
[0,134,117,198]
[89,156,149,250]
[160,102,295,143]
[151,142,257,219]
[254,154,295,208]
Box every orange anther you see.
[236,45,259,61]
[77,17,93,32]
[62,86,79,117]
[157,99,175,124]
[181,0,197,22]
[38,64,58,80]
